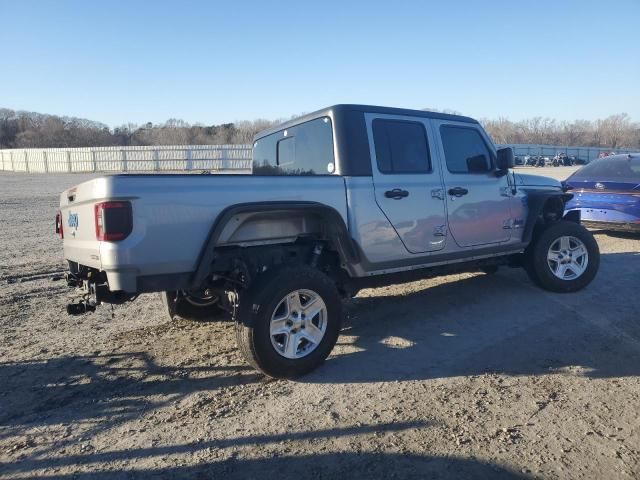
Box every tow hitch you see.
[65,268,135,315]
[65,271,97,314]
[67,301,96,315]
[66,273,98,315]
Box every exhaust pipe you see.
[67,301,96,315]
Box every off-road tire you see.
[160,291,229,322]
[524,221,599,293]
[235,265,342,378]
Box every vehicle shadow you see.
[3,451,527,479]
[306,251,640,384]
[0,252,637,478]
[0,417,527,479]
[3,252,637,437]
[0,351,261,453]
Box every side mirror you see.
[496,147,515,171]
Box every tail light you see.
[94,201,132,241]
[55,211,64,239]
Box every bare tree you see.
[599,113,632,149]
[1,107,638,150]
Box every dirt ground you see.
[1,167,639,479]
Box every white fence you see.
[0,145,253,174]
[2,143,637,175]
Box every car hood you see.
[514,173,562,189]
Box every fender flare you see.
[190,201,358,288]
[522,191,574,244]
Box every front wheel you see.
[524,220,600,293]
[235,265,342,378]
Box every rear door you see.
[433,120,512,247]
[365,113,447,253]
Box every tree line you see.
[1,107,638,150]
[0,108,277,149]
[481,113,638,149]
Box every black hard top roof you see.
[254,104,478,140]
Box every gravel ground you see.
[1,168,639,479]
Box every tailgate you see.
[59,178,107,269]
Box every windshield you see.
[571,155,640,182]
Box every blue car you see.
[564,154,640,233]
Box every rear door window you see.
[372,119,431,174]
[440,126,493,174]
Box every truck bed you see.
[60,174,348,292]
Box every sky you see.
[1,0,639,127]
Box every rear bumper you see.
[102,268,139,292]
[102,269,193,293]
[565,203,640,233]
[581,220,640,233]
[66,259,192,296]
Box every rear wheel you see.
[161,289,229,322]
[235,265,342,378]
[525,221,600,293]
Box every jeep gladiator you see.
[57,104,600,378]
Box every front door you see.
[366,113,447,254]
[433,120,512,247]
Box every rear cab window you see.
[440,125,494,174]
[253,117,335,175]
[372,119,431,174]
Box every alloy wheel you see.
[269,289,328,359]
[547,236,589,280]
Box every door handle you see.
[385,188,409,199]
[448,187,469,197]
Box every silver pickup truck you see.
[57,104,600,378]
